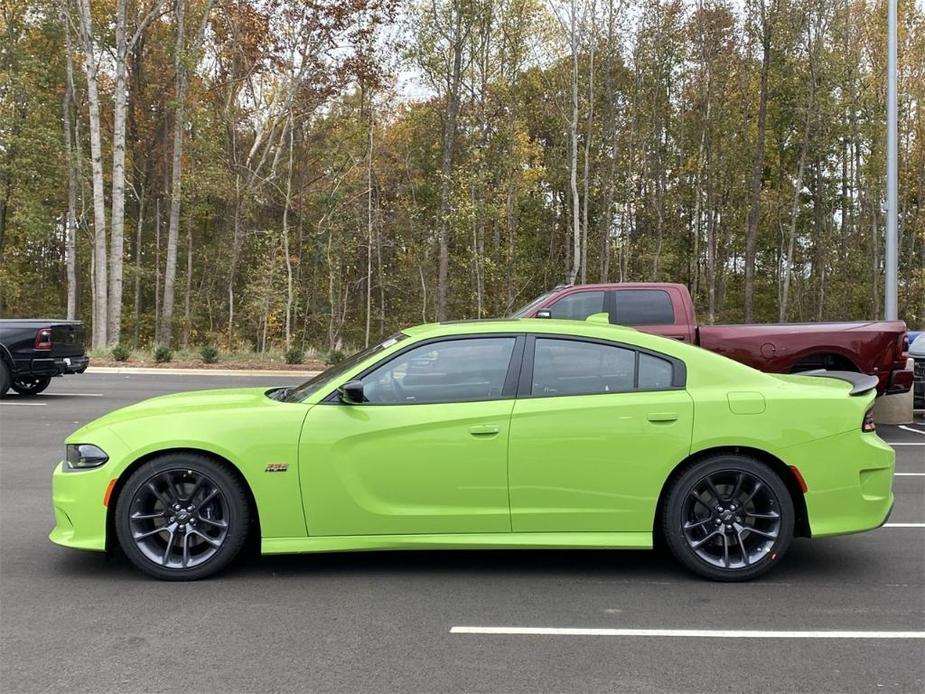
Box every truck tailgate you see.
[50,323,86,357]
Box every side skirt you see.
[261,532,653,555]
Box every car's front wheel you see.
[662,455,795,581]
[114,453,250,580]
[11,375,51,395]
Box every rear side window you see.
[638,353,674,390]
[547,291,605,320]
[613,290,674,325]
[530,338,682,397]
[531,339,635,396]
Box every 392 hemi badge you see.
[265,463,289,473]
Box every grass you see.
[87,346,328,370]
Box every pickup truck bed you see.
[512,283,912,395]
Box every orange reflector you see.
[789,466,808,493]
[102,478,117,507]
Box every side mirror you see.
[338,380,365,404]
[536,309,552,319]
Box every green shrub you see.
[111,345,130,362]
[285,348,304,365]
[326,350,345,365]
[200,345,220,364]
[154,346,173,363]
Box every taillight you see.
[862,409,876,433]
[34,327,53,351]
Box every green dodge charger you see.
[51,317,894,581]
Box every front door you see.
[508,336,693,532]
[300,336,521,536]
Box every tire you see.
[662,454,795,582]
[114,453,250,580]
[0,361,9,398]
[11,376,52,395]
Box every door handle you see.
[468,424,500,436]
[647,412,678,423]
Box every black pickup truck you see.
[0,319,89,397]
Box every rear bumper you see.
[22,355,89,377]
[783,430,895,538]
[881,364,913,395]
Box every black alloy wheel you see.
[11,376,51,395]
[663,455,794,581]
[114,453,249,580]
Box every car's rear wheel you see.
[662,455,794,581]
[114,453,249,580]
[11,376,51,395]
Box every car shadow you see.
[48,537,880,585]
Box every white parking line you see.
[450,626,925,639]
[895,473,925,476]
[898,425,925,436]
[0,402,47,407]
[887,443,925,446]
[38,393,104,397]
[883,523,925,528]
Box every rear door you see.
[508,336,693,532]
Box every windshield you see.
[280,333,407,403]
[509,291,556,318]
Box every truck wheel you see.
[11,376,52,395]
[0,361,9,397]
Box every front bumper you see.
[49,462,110,552]
[784,430,895,538]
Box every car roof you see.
[402,318,639,342]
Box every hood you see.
[69,387,281,440]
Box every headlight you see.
[65,444,109,470]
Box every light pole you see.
[885,0,898,320]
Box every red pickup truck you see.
[512,283,912,395]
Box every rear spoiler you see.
[798,370,879,396]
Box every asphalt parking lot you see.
[1,372,923,693]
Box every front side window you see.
[531,339,635,396]
[361,337,517,404]
[613,290,674,325]
[547,291,605,320]
[283,334,407,402]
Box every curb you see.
[85,366,319,378]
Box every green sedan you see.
[50,317,894,581]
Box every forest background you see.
[2,0,923,360]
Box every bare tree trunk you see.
[780,110,811,322]
[435,11,465,321]
[744,0,774,322]
[61,0,78,319]
[107,0,129,345]
[283,118,295,347]
[132,188,144,347]
[160,0,186,347]
[184,217,193,347]
[580,10,595,284]
[75,0,108,347]
[154,197,161,334]
[161,0,211,346]
[566,0,581,285]
[364,104,373,346]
